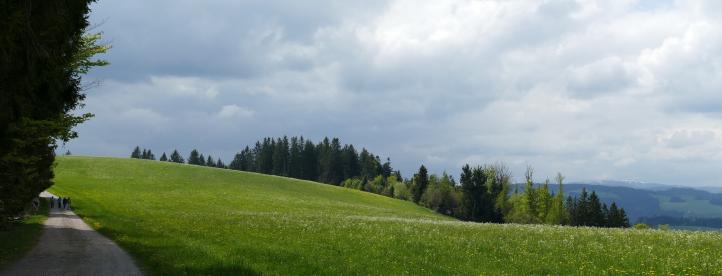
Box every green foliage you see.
[131,146,141,159]
[420,173,460,216]
[545,173,567,225]
[0,0,102,225]
[392,180,412,200]
[658,224,670,231]
[50,157,722,275]
[634,223,650,230]
[169,150,184,163]
[410,165,429,203]
[188,149,201,165]
[341,178,364,190]
[229,136,390,186]
[536,180,552,222]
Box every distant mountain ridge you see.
[577,180,722,194]
[514,181,722,229]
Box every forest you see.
[132,136,630,228]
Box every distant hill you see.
[517,182,722,228]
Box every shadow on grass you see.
[0,200,49,269]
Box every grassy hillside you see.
[51,156,722,275]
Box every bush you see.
[658,224,670,231]
[392,182,412,201]
[634,223,650,230]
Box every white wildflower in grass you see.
[50,157,722,275]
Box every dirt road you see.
[1,192,142,276]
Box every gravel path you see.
[1,192,142,276]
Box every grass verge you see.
[0,199,48,268]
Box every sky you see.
[67,0,722,187]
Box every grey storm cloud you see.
[69,0,722,187]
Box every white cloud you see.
[216,105,254,119]
[67,0,722,186]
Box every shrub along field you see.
[50,156,722,275]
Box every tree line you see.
[135,136,397,186]
[133,136,629,229]
[227,136,398,185]
[400,164,629,228]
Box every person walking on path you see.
[2,192,142,275]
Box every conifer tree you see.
[147,149,155,160]
[1,0,105,225]
[159,152,168,162]
[619,208,630,228]
[588,191,605,227]
[188,149,201,165]
[272,137,289,176]
[341,144,360,180]
[216,158,225,168]
[141,149,148,159]
[411,165,429,203]
[206,155,214,167]
[301,140,318,180]
[577,189,590,226]
[131,146,141,159]
[288,137,302,178]
[170,150,185,163]
[565,195,576,225]
[198,154,206,166]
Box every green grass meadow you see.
[50,156,722,275]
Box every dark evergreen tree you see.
[198,154,206,166]
[206,155,214,167]
[288,137,303,178]
[565,195,576,225]
[607,202,621,227]
[216,158,225,168]
[588,191,605,227]
[159,152,168,162]
[141,149,148,159]
[131,146,142,159]
[328,138,344,184]
[170,150,185,163]
[65,150,72,156]
[257,139,274,174]
[411,165,429,203]
[359,148,380,179]
[619,208,630,228]
[465,165,495,222]
[147,149,155,160]
[272,136,289,176]
[381,158,393,179]
[1,0,103,225]
[341,144,360,181]
[188,150,201,165]
[301,140,318,180]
